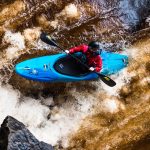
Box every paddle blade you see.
[98,73,116,87]
[40,32,57,47]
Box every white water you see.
[0,81,95,146]
[3,31,25,59]
[0,30,132,147]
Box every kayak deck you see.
[54,55,89,76]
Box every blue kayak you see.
[15,50,128,82]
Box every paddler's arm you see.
[69,44,88,54]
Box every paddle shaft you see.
[51,40,116,87]
[55,45,93,69]
[40,33,116,87]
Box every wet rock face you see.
[0,116,53,150]
[96,0,150,29]
[118,0,150,31]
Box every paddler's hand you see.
[89,67,95,71]
[65,50,70,54]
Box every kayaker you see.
[65,41,102,72]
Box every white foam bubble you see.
[3,31,25,59]
[101,98,125,113]
[64,4,79,18]
[100,69,131,96]
[4,31,25,50]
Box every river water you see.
[0,0,150,149]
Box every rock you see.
[0,116,53,150]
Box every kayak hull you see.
[15,50,128,82]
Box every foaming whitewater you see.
[0,31,26,82]
[3,31,25,59]
[0,0,150,149]
[1,28,145,148]
[0,30,97,147]
[0,82,95,146]
[68,38,150,150]
[101,69,130,96]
